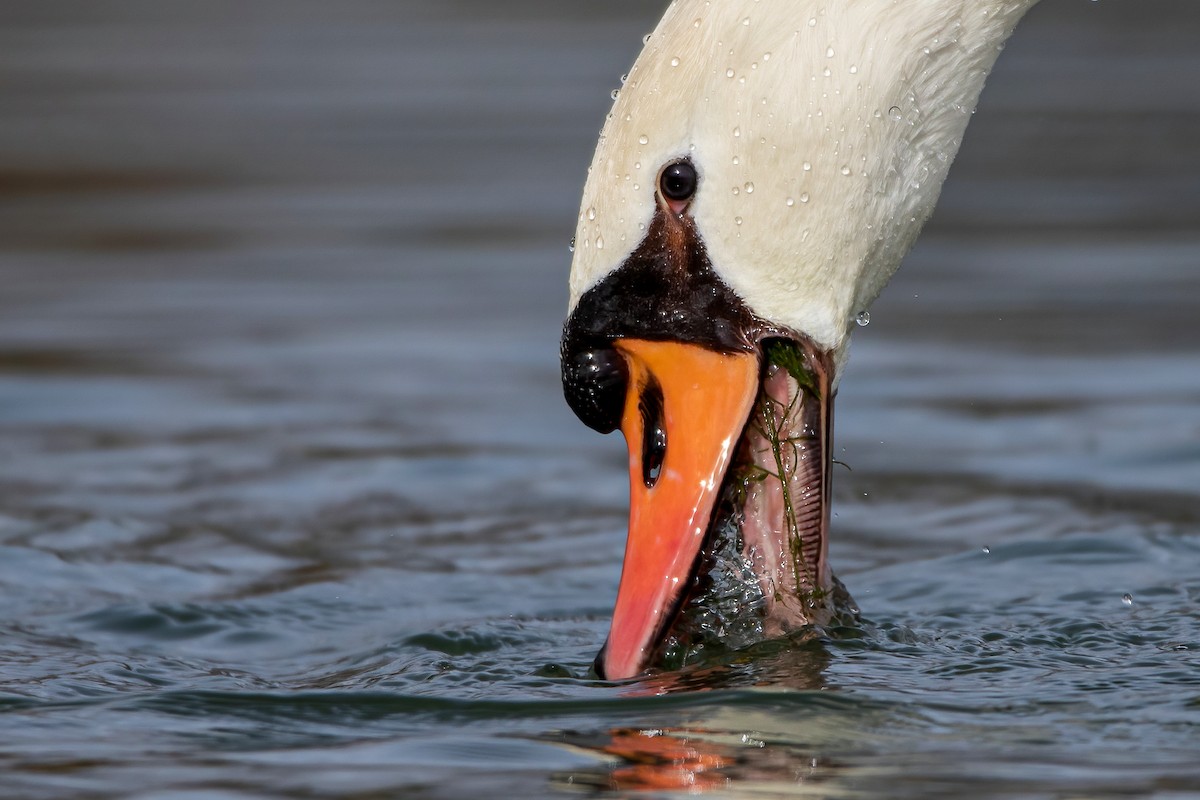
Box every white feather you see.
[569,0,1039,371]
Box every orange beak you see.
[599,339,759,680]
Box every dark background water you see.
[1,1,1198,797]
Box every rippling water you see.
[1,1,1198,797]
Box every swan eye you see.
[659,161,698,204]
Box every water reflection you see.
[558,634,836,793]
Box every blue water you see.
[0,1,1198,797]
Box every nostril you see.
[644,422,666,486]
[639,377,667,488]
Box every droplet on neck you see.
[855,311,871,327]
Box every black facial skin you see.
[560,176,783,432]
[561,346,627,434]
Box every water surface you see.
[1,1,1198,797]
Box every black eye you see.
[659,161,698,203]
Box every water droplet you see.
[855,310,871,327]
[808,17,817,27]
[840,165,851,176]
[982,546,991,555]
[734,216,743,226]
[732,186,740,195]
[849,64,858,74]
[620,73,628,85]
[803,161,812,171]
[1122,593,1134,606]
[742,16,751,26]
[732,155,740,165]
[888,106,902,120]
[726,68,735,78]
[800,192,810,203]
[744,182,754,194]
[595,235,605,250]
[643,33,652,44]
[763,52,771,61]
[567,238,575,253]
[586,206,596,221]
[611,89,620,100]
[670,56,681,67]
[826,46,835,57]
[733,126,741,138]
[638,134,649,145]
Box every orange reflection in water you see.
[602,727,734,792]
[557,636,835,794]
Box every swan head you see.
[562,0,1037,680]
